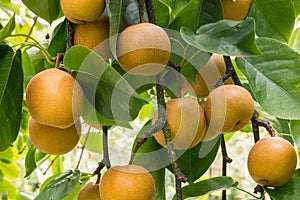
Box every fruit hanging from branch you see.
[117,22,171,76]
[99,165,155,200]
[247,137,297,187]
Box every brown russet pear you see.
[25,68,85,129]
[60,0,106,24]
[77,182,101,200]
[188,54,233,98]
[153,98,216,150]
[117,22,171,76]
[28,117,81,155]
[222,0,253,20]
[74,15,112,60]
[247,137,297,187]
[204,85,254,133]
[99,165,155,200]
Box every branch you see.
[251,113,275,137]
[66,19,75,50]
[102,126,111,168]
[145,0,156,24]
[220,134,233,200]
[137,0,145,23]
[75,126,92,170]
[24,16,38,43]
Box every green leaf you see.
[47,20,66,57]
[289,27,300,53]
[248,0,295,42]
[24,144,37,178]
[170,136,221,183]
[0,178,17,199]
[35,170,80,200]
[181,18,261,56]
[80,132,103,154]
[236,38,300,120]
[294,0,300,15]
[22,46,46,88]
[153,0,170,28]
[172,176,237,200]
[290,120,300,149]
[21,0,61,24]
[63,45,147,123]
[0,161,19,180]
[0,14,15,42]
[0,148,13,163]
[198,0,223,26]
[0,46,23,151]
[265,169,300,199]
[107,0,123,59]
[168,0,204,31]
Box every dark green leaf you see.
[181,18,261,56]
[47,20,66,58]
[0,14,15,42]
[0,47,23,151]
[63,45,147,123]
[21,0,61,24]
[170,135,220,183]
[172,176,237,200]
[153,0,170,28]
[168,0,204,31]
[248,0,295,42]
[35,170,80,200]
[24,144,37,178]
[199,0,223,26]
[107,0,123,58]
[236,38,300,120]
[265,169,300,200]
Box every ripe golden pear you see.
[60,0,106,24]
[77,182,101,200]
[74,15,112,60]
[153,98,216,150]
[28,117,81,155]
[188,54,233,98]
[247,137,297,187]
[222,0,253,20]
[25,68,85,129]
[117,22,171,76]
[204,85,254,133]
[99,165,155,200]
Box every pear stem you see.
[138,0,145,23]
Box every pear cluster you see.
[77,164,155,200]
[60,0,111,60]
[26,68,85,155]
[153,56,254,150]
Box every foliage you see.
[0,0,300,199]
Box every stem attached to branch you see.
[66,19,75,50]
[75,126,92,170]
[102,126,111,168]
[145,0,157,24]
[220,134,233,200]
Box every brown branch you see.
[94,162,105,184]
[25,16,38,43]
[137,0,145,23]
[102,126,111,168]
[220,134,233,200]
[145,0,156,24]
[251,113,275,137]
[66,19,75,50]
[75,126,92,170]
